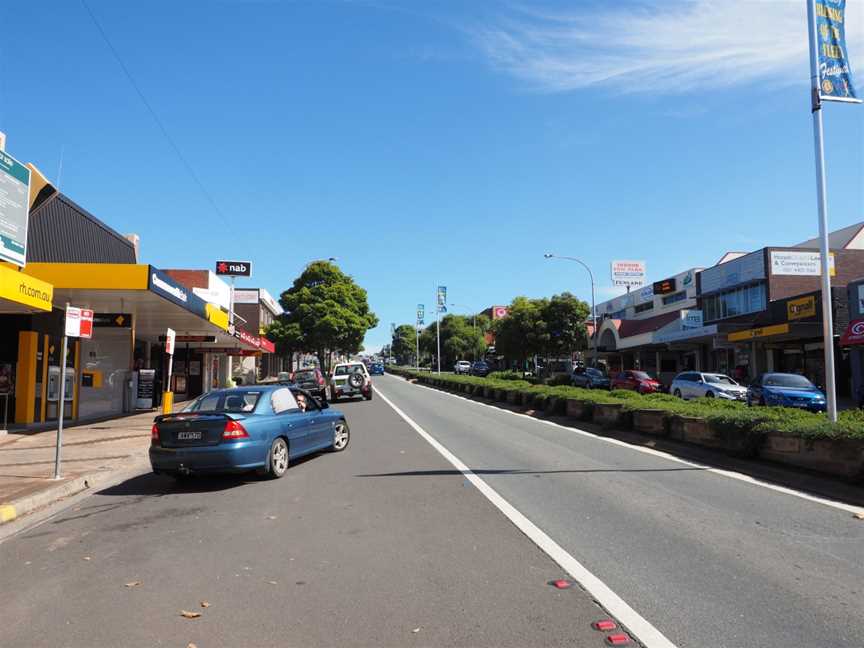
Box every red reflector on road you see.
[593,620,617,631]
[549,579,573,589]
[605,633,631,646]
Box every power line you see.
[80,0,233,230]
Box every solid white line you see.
[373,384,679,648]
[380,375,863,516]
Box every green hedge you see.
[388,366,864,440]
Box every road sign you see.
[0,150,31,267]
[165,328,176,355]
[215,260,252,277]
[64,306,93,339]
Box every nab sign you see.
[216,260,251,277]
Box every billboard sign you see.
[770,251,836,276]
[611,260,646,288]
[215,260,252,277]
[0,150,31,267]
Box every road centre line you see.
[373,385,679,648]
[380,377,863,516]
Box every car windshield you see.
[704,374,737,385]
[184,391,261,413]
[586,368,604,378]
[631,371,651,380]
[764,374,816,389]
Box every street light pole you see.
[544,254,598,367]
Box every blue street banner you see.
[417,303,425,325]
[436,286,447,313]
[815,0,860,102]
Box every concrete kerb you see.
[0,460,151,527]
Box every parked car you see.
[570,366,611,390]
[289,367,328,401]
[454,360,472,374]
[671,372,748,401]
[611,370,661,394]
[369,362,385,376]
[470,361,491,377]
[542,358,578,381]
[330,362,372,401]
[747,373,827,412]
[149,386,348,479]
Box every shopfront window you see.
[635,301,654,314]
[662,291,686,305]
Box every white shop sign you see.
[770,251,836,276]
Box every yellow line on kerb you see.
[0,504,17,523]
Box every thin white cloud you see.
[474,0,864,93]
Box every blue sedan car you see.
[747,373,827,412]
[150,385,349,479]
[369,363,385,375]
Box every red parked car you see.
[611,370,661,394]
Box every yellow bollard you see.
[161,391,174,414]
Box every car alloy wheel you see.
[269,438,289,478]
[673,389,682,398]
[705,391,714,398]
[332,422,350,451]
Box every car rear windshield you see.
[586,368,604,378]
[294,370,316,380]
[764,374,815,389]
[184,391,261,413]
[335,365,364,376]
[705,374,736,385]
[631,371,651,380]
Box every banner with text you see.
[436,286,447,313]
[815,0,860,102]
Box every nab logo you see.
[215,260,251,276]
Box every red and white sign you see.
[235,327,261,348]
[165,328,176,355]
[65,306,94,339]
[611,260,646,288]
[259,338,276,353]
[492,306,509,320]
[840,318,864,346]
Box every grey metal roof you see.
[795,222,864,250]
[26,193,136,263]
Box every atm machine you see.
[46,365,75,420]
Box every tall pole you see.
[436,305,441,374]
[415,324,420,369]
[53,304,70,479]
[807,0,838,421]
[545,255,598,367]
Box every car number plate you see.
[178,431,202,440]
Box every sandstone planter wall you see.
[632,410,667,436]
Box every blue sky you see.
[1,0,862,352]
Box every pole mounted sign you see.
[215,260,252,277]
[164,328,176,355]
[64,306,94,339]
[611,260,646,288]
[436,286,447,313]
[417,304,425,325]
[0,149,31,267]
[814,0,860,103]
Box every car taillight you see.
[151,423,160,446]
[223,419,249,440]
[318,375,324,385]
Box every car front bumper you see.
[150,440,268,474]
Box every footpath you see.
[0,410,157,525]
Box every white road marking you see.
[373,385,679,648]
[379,376,863,516]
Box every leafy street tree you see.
[265,318,303,371]
[544,292,590,359]
[419,314,486,368]
[271,261,379,370]
[492,297,549,371]
[391,324,418,365]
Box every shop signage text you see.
[151,270,187,302]
[216,260,251,277]
[611,260,646,288]
[0,263,53,311]
[93,313,131,327]
[680,310,704,329]
[728,323,790,342]
[787,296,817,321]
[770,251,836,276]
[0,149,31,267]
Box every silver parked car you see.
[671,372,748,400]
[453,360,472,374]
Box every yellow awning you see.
[0,263,53,312]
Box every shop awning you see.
[840,318,864,346]
[23,263,233,342]
[0,262,54,313]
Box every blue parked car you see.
[150,385,349,479]
[369,363,385,376]
[570,366,611,390]
[746,373,827,412]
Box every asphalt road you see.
[373,374,864,648]
[1,386,619,648]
